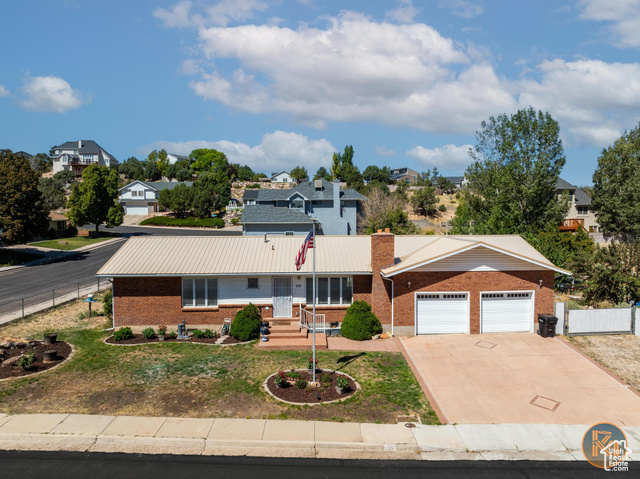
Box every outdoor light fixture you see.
[407,281,411,288]
[539,279,543,287]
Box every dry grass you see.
[567,335,640,391]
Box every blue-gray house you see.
[241,179,366,236]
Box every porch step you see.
[257,333,328,351]
[268,331,307,339]
[268,325,301,333]
[263,318,297,326]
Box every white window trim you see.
[182,278,218,308]
[306,276,353,305]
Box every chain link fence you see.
[0,278,111,323]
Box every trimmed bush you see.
[287,371,302,379]
[142,327,155,339]
[336,376,349,391]
[340,300,382,341]
[169,331,177,340]
[114,327,134,341]
[139,216,216,228]
[295,379,308,389]
[103,290,113,318]
[18,352,36,371]
[213,218,225,229]
[320,373,332,384]
[230,303,261,341]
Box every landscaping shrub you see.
[320,373,332,384]
[274,371,287,387]
[142,327,155,339]
[169,331,177,340]
[336,376,349,391]
[158,325,167,337]
[438,204,447,212]
[204,329,216,339]
[231,218,239,225]
[193,329,206,339]
[288,371,302,379]
[340,300,382,341]
[213,218,225,229]
[139,216,216,228]
[103,290,113,318]
[230,303,261,341]
[114,327,134,341]
[18,352,36,371]
[295,379,308,389]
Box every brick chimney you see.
[370,232,394,322]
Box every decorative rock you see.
[0,341,11,349]
[0,350,7,360]
[372,334,381,340]
[1,356,21,368]
[380,332,391,339]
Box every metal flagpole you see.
[312,220,316,384]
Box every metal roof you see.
[97,236,372,276]
[241,205,314,224]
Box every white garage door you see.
[481,292,533,333]
[416,293,469,334]
[125,205,149,215]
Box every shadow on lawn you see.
[334,352,366,371]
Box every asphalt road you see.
[0,451,604,479]
[0,226,241,306]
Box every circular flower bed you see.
[0,340,73,380]
[104,334,242,345]
[264,369,359,405]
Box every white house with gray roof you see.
[52,140,117,176]
[555,178,599,232]
[119,180,193,216]
[241,179,366,236]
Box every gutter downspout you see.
[382,274,394,336]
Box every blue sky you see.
[1,0,639,185]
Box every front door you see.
[272,277,292,317]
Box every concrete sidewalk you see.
[0,413,638,461]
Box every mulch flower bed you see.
[105,334,241,345]
[0,341,72,380]
[265,370,358,404]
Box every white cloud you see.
[136,131,336,173]
[386,0,419,24]
[439,0,484,19]
[154,0,268,28]
[577,0,640,47]
[517,59,640,146]
[374,146,396,157]
[0,85,9,97]
[407,144,473,170]
[19,75,90,113]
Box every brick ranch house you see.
[97,233,569,335]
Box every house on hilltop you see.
[556,178,599,233]
[52,140,117,176]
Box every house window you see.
[182,278,218,307]
[306,277,353,305]
[247,278,259,289]
[577,206,588,215]
[284,231,294,236]
[291,199,304,210]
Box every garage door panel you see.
[481,292,532,333]
[416,293,468,334]
[125,205,149,215]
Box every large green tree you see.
[289,165,308,182]
[313,166,332,181]
[411,186,438,217]
[590,123,640,239]
[582,241,640,305]
[67,165,123,235]
[156,149,169,177]
[452,107,568,235]
[362,165,391,184]
[190,148,228,173]
[38,177,66,211]
[0,151,49,244]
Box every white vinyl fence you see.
[566,307,634,335]
[553,302,566,335]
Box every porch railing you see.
[299,303,326,332]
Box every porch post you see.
[312,220,316,384]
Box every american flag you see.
[294,230,314,271]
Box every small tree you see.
[340,301,382,341]
[582,241,640,305]
[313,166,331,181]
[359,186,418,234]
[67,165,122,235]
[156,149,169,177]
[411,187,438,217]
[144,160,161,181]
[170,183,194,217]
[230,303,261,341]
[289,165,308,182]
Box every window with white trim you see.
[306,277,353,305]
[182,278,217,307]
[577,206,588,215]
[247,278,259,289]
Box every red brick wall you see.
[113,276,375,327]
[390,270,555,333]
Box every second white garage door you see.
[481,292,533,333]
[416,293,469,334]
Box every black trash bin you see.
[538,313,558,338]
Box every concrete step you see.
[268,325,302,333]
[257,333,328,351]
[268,332,308,339]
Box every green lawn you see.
[30,236,112,251]
[0,248,45,267]
[0,307,438,424]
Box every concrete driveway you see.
[400,333,640,426]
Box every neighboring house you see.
[167,153,190,164]
[13,151,33,161]
[240,179,366,236]
[444,176,467,189]
[556,178,599,233]
[48,211,69,234]
[98,232,567,335]
[389,167,419,184]
[52,140,117,176]
[270,171,295,183]
[118,180,193,215]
